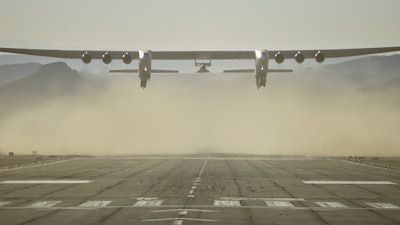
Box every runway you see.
[0,155,399,225]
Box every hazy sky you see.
[0,0,399,50]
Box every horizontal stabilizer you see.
[152,69,179,73]
[268,69,293,73]
[109,69,138,73]
[109,69,178,73]
[223,69,255,73]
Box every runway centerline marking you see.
[0,180,93,184]
[302,181,396,185]
[27,201,62,208]
[264,201,295,207]
[315,202,348,208]
[366,203,399,209]
[187,159,208,198]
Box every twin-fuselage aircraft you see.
[1,46,399,88]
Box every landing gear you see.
[256,74,266,88]
[140,78,147,89]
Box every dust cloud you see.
[0,73,399,156]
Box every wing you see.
[0,47,399,60]
[268,46,400,59]
[0,47,140,60]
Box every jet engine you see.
[81,52,92,64]
[122,53,132,64]
[295,51,305,64]
[102,52,112,64]
[315,51,325,63]
[274,52,284,64]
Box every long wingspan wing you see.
[0,47,399,60]
[267,46,400,59]
[0,47,140,60]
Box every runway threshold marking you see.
[79,201,112,207]
[366,203,399,209]
[315,202,348,208]
[264,201,295,207]
[0,180,93,184]
[214,200,241,207]
[302,181,396,185]
[134,200,163,207]
[27,201,62,208]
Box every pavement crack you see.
[225,160,243,197]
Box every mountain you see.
[0,63,42,86]
[0,62,86,115]
[0,54,64,66]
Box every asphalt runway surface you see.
[0,155,399,225]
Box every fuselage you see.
[255,50,269,88]
[138,50,152,88]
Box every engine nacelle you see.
[122,53,132,64]
[315,51,325,63]
[102,52,112,64]
[274,52,284,64]
[295,51,305,64]
[81,52,92,64]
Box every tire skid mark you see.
[96,207,124,225]
[139,160,188,197]
[17,209,59,225]
[90,159,170,198]
[125,159,169,178]
[254,160,331,225]
[225,160,243,197]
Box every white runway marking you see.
[179,210,188,215]
[366,203,399,209]
[152,209,218,213]
[27,201,62,208]
[137,197,159,201]
[302,181,395,185]
[186,159,208,198]
[133,200,163,207]
[79,201,112,207]
[265,201,295,207]
[172,220,183,225]
[315,202,348,208]
[214,200,241,207]
[142,218,217,222]
[0,202,10,207]
[0,180,93,184]
[0,158,80,172]
[221,197,304,201]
